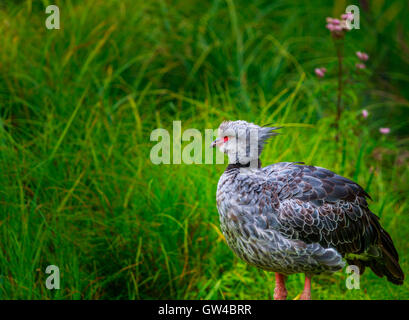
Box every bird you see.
[211,120,404,300]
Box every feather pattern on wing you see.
[262,162,376,255]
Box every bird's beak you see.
[210,138,221,148]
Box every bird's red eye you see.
[223,136,229,142]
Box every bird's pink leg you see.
[299,274,312,300]
[274,273,287,300]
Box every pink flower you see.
[341,13,354,21]
[362,109,369,118]
[356,63,366,69]
[356,51,369,61]
[379,128,390,134]
[326,16,349,38]
[315,67,326,78]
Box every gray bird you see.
[211,120,404,300]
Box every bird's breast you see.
[216,173,273,243]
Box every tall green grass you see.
[0,0,408,299]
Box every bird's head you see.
[211,120,281,166]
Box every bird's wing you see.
[262,163,379,255]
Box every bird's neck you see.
[225,159,261,171]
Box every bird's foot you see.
[299,291,311,300]
[299,274,312,300]
[273,287,288,300]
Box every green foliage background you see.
[0,0,408,299]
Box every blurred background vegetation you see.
[0,0,408,299]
